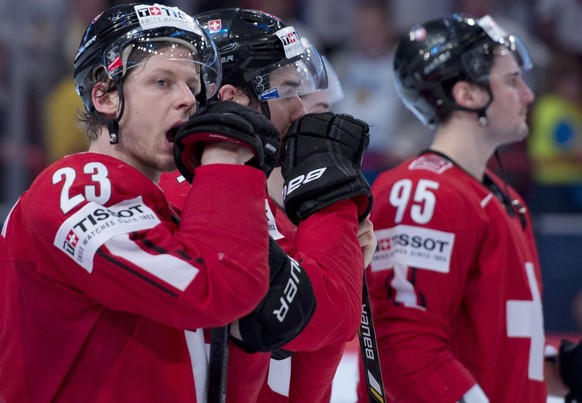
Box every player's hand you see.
[281,112,372,224]
[173,101,280,182]
[559,338,582,402]
[358,215,377,268]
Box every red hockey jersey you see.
[0,153,270,402]
[160,170,364,402]
[357,152,547,402]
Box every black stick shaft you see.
[208,326,229,403]
[359,271,386,403]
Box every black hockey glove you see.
[173,101,280,182]
[233,237,316,353]
[559,338,582,402]
[281,112,372,225]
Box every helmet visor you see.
[249,29,328,101]
[99,7,221,100]
[117,40,204,96]
[321,55,344,104]
[461,16,532,83]
[255,58,328,102]
[494,34,532,73]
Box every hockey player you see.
[357,14,582,402]
[159,8,376,402]
[0,3,283,402]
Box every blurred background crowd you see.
[0,0,581,335]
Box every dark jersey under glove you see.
[173,100,280,181]
[234,236,316,353]
[281,112,372,224]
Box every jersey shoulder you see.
[20,153,168,230]
[372,154,484,204]
[371,154,489,229]
[373,154,462,189]
[34,152,160,197]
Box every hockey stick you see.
[207,326,229,403]
[359,269,386,403]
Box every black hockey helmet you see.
[194,8,327,105]
[393,14,532,128]
[74,3,222,113]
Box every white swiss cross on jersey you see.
[507,262,545,381]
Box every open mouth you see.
[167,119,188,144]
[166,127,178,144]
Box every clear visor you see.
[252,46,328,102]
[102,29,221,100]
[120,40,203,96]
[322,55,344,104]
[461,34,532,83]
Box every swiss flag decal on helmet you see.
[208,19,222,33]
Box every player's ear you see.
[452,80,488,109]
[218,84,250,106]
[92,81,119,117]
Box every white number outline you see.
[52,162,112,214]
[390,179,439,224]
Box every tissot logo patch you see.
[371,225,454,273]
[265,200,284,240]
[54,197,160,272]
[275,27,305,59]
[134,4,203,35]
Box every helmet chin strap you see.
[259,101,271,121]
[454,86,493,128]
[106,80,126,145]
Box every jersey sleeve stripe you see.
[97,248,180,297]
[104,233,199,292]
